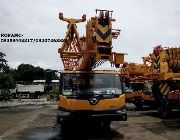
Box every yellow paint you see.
[168,91,179,100]
[96,33,112,43]
[142,94,154,101]
[160,83,170,95]
[125,92,136,99]
[125,91,142,100]
[59,94,125,110]
[97,25,110,34]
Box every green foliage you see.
[0,73,15,89]
[0,51,59,101]
[47,87,59,101]
[0,52,15,89]
[0,52,7,66]
[34,66,45,80]
[0,89,12,102]
[0,52,15,101]
[16,64,35,83]
[13,64,58,83]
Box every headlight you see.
[63,90,73,95]
[107,89,116,94]
[115,89,122,95]
[57,110,70,116]
[116,108,127,114]
[105,89,122,95]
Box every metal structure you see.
[58,10,124,71]
[56,9,127,130]
[145,45,180,117]
[121,62,151,108]
[122,45,180,117]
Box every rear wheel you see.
[134,100,143,110]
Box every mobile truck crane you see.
[144,45,180,118]
[56,9,127,130]
[121,45,180,114]
[121,62,153,108]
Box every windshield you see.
[61,73,122,95]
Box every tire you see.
[56,116,60,124]
[158,105,168,118]
[61,121,69,134]
[134,101,143,110]
[102,120,111,131]
[158,96,172,118]
[158,105,172,118]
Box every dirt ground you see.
[1,103,180,140]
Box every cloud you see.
[0,0,180,70]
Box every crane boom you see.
[58,10,124,71]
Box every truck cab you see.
[57,70,127,129]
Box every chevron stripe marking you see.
[97,24,109,34]
[160,83,170,96]
[154,56,160,69]
[96,34,112,43]
[160,83,167,93]
[96,28,111,40]
[163,86,170,95]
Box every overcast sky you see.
[0,0,180,70]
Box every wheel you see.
[158,96,172,118]
[56,116,60,124]
[158,105,168,118]
[61,121,69,134]
[102,120,111,131]
[158,105,172,118]
[134,101,143,110]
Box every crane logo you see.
[89,97,99,105]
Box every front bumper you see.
[57,107,127,123]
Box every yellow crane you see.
[56,9,127,131]
[122,45,180,117]
[121,62,152,108]
[146,45,180,118]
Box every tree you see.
[0,52,15,101]
[34,66,45,80]
[17,64,35,84]
[14,64,58,83]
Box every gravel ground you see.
[1,103,180,140]
[0,98,53,108]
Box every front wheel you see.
[60,120,70,134]
[102,120,111,131]
[158,104,172,118]
[56,116,60,124]
[134,101,143,110]
[158,105,168,118]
